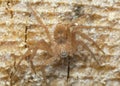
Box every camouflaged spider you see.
[12,3,105,83]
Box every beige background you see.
[0,0,120,86]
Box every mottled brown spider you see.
[11,2,105,85]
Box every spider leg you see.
[16,48,32,69]
[29,56,36,74]
[27,40,52,73]
[27,39,52,74]
[9,48,36,86]
[18,39,52,69]
[73,29,105,55]
[35,39,52,55]
[76,39,100,65]
[11,40,52,81]
[40,56,60,66]
[26,2,52,42]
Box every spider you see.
[10,2,105,85]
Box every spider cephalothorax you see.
[54,24,70,44]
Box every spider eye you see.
[60,51,68,58]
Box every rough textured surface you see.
[0,0,120,86]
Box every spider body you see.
[10,3,105,85]
[52,24,73,59]
[15,2,105,74]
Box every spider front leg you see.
[73,27,105,55]
[71,31,101,65]
[18,39,52,70]
[27,2,52,42]
[76,40,100,65]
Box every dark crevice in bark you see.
[25,26,28,48]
